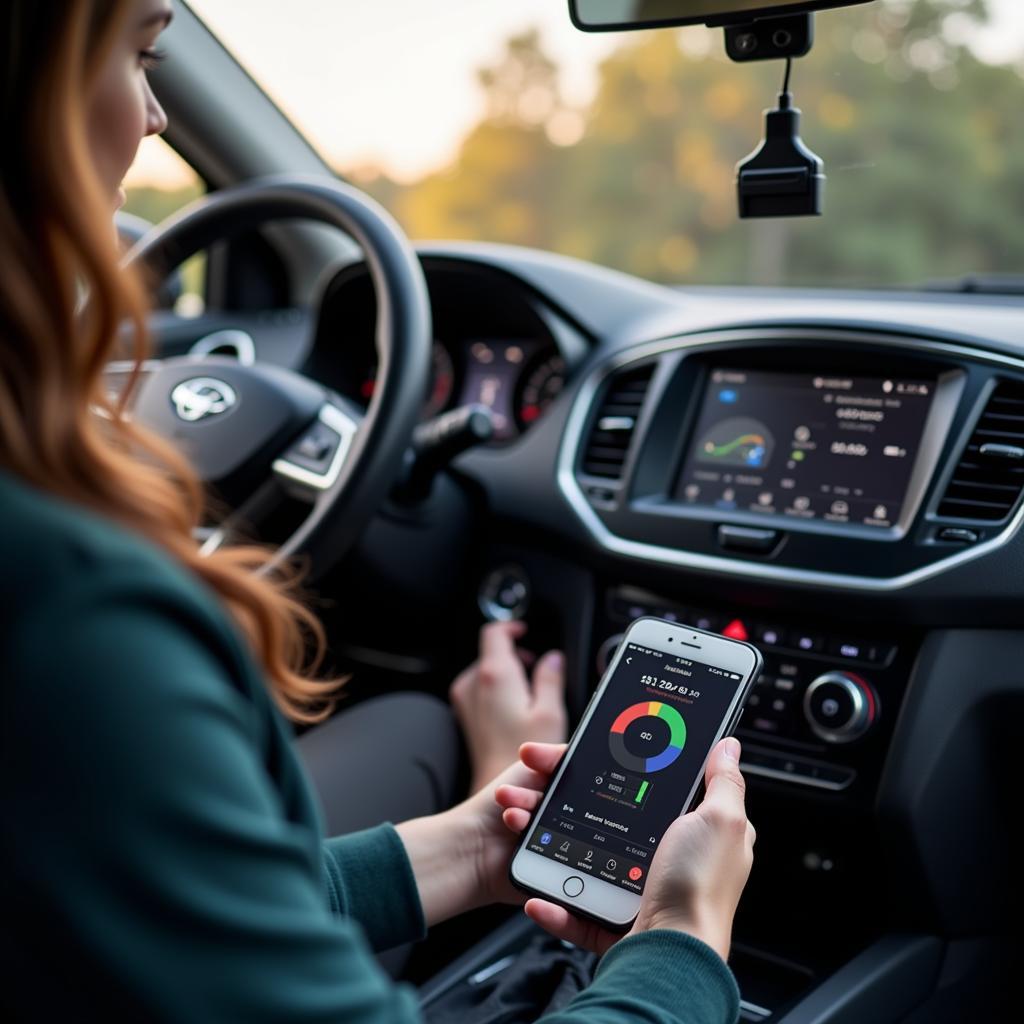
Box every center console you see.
[597,585,913,802]
[451,324,1022,1020]
[550,326,1024,956]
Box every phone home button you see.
[562,876,585,898]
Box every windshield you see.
[176,0,1023,289]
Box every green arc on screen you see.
[705,433,766,458]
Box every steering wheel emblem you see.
[171,377,238,422]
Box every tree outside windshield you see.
[171,0,1022,289]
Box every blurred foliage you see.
[351,0,1023,287]
[122,182,203,226]
[122,183,206,308]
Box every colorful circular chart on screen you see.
[609,701,687,773]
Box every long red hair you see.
[0,0,340,723]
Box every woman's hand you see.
[501,738,756,962]
[395,742,566,927]
[449,621,567,793]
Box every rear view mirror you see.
[569,1,871,31]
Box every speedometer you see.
[516,351,566,431]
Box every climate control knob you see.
[803,672,878,744]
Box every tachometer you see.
[516,351,566,431]
[359,340,456,419]
[424,342,456,418]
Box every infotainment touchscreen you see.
[674,369,936,530]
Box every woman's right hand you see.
[507,737,755,962]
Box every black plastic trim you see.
[773,934,942,1024]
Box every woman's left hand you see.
[449,622,567,793]
[396,742,565,926]
[465,741,567,906]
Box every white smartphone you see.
[509,616,762,930]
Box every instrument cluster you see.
[307,257,578,443]
[357,336,566,442]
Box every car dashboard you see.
[152,241,1020,1018]
[305,243,1020,1016]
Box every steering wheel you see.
[125,175,432,579]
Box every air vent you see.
[580,364,655,479]
[937,380,1024,521]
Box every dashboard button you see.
[716,524,780,553]
[722,618,751,641]
[789,630,825,654]
[827,638,869,661]
[756,624,786,647]
[825,639,892,664]
[690,611,721,632]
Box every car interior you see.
[110,1,1019,1020]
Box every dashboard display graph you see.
[609,701,687,773]
[676,368,937,529]
[697,416,774,469]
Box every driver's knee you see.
[297,692,460,835]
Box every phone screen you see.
[524,641,747,895]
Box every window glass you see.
[188,0,1024,288]
[122,136,206,316]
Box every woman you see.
[1,2,756,1022]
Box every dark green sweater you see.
[1,469,740,1023]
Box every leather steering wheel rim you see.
[125,173,432,578]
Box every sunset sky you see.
[128,0,1024,188]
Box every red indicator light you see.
[628,866,643,881]
[360,379,376,399]
[521,404,540,423]
[722,619,749,641]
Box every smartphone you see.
[509,616,762,930]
